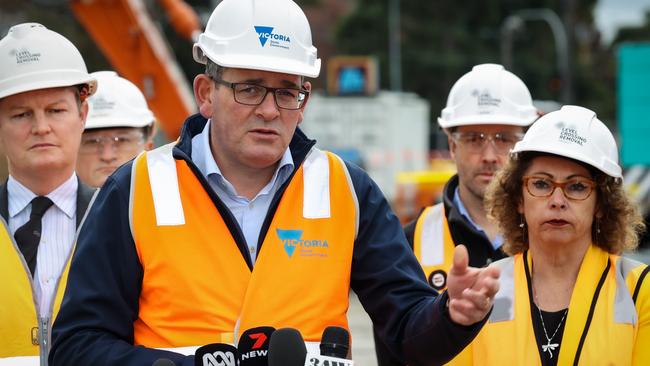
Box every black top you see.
[531,304,568,366]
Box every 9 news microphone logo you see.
[202,351,236,366]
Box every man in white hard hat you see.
[76,71,156,188]
[375,63,539,365]
[50,1,499,365]
[0,23,97,361]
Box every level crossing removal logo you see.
[254,26,291,49]
[276,228,329,258]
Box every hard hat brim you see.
[194,45,321,78]
[0,71,97,100]
[511,143,623,179]
[84,118,155,130]
[437,114,538,129]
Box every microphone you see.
[319,326,350,359]
[238,326,276,366]
[195,343,239,366]
[268,328,307,366]
[302,326,354,366]
[153,359,176,366]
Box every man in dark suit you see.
[0,23,97,362]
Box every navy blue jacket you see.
[50,114,483,366]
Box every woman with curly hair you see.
[448,105,649,366]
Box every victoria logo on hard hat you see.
[12,48,41,64]
[253,26,291,49]
[555,122,587,146]
[471,89,501,108]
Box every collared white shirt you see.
[191,119,294,264]
[8,174,78,317]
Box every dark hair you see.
[205,59,225,81]
[485,152,646,255]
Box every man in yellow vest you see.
[76,71,157,188]
[0,23,97,363]
[376,64,538,366]
[50,1,500,365]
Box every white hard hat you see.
[511,105,622,178]
[85,71,155,130]
[438,64,538,129]
[0,23,97,100]
[192,0,321,78]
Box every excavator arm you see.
[70,0,200,140]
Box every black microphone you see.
[267,328,307,366]
[153,359,176,366]
[320,326,350,359]
[238,326,276,366]
[194,343,239,366]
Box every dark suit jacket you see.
[0,177,96,227]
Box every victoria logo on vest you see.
[276,228,329,258]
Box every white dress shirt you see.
[7,174,78,317]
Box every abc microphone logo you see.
[203,351,237,366]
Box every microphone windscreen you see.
[268,328,307,366]
[320,326,350,359]
[195,343,239,366]
[238,326,276,366]
[152,359,176,366]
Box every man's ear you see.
[79,100,89,131]
[194,74,215,118]
[296,80,312,126]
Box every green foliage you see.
[334,0,616,132]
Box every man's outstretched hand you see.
[446,244,500,325]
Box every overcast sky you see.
[594,0,650,43]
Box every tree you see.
[334,0,616,142]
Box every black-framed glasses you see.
[211,77,309,110]
[523,175,596,201]
[450,131,525,154]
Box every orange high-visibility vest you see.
[130,144,359,347]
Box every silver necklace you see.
[535,296,568,359]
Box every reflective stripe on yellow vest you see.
[413,203,455,291]
[453,245,649,365]
[0,219,71,358]
[130,144,358,348]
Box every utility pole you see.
[388,0,402,91]
[500,9,572,104]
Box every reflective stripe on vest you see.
[458,245,647,366]
[413,203,455,290]
[0,219,70,358]
[130,144,358,347]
